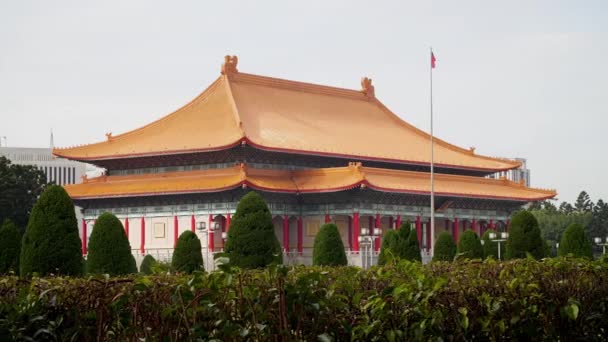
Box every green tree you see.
[0,219,21,274]
[574,191,593,213]
[559,202,574,215]
[505,210,545,260]
[86,212,136,276]
[20,185,82,276]
[433,232,456,262]
[224,192,282,268]
[532,209,592,254]
[172,231,204,273]
[140,254,157,275]
[0,156,48,231]
[558,223,593,258]
[481,229,499,260]
[400,223,422,261]
[589,199,608,244]
[457,230,483,259]
[313,223,347,266]
[378,230,399,265]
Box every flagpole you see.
[429,47,435,258]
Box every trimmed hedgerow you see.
[433,232,456,262]
[20,185,82,276]
[0,220,20,274]
[457,230,483,259]
[224,192,282,268]
[86,213,135,276]
[172,231,203,274]
[1,258,608,340]
[558,223,593,258]
[505,210,546,260]
[313,223,347,266]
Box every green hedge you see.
[0,220,20,274]
[19,185,82,276]
[457,230,483,259]
[505,210,546,260]
[86,213,135,276]
[558,223,593,258]
[433,231,456,262]
[313,223,347,266]
[140,255,157,275]
[1,258,607,340]
[481,229,499,260]
[172,231,203,274]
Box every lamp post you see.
[196,221,221,269]
[357,227,381,269]
[594,237,608,255]
[489,231,509,260]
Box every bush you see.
[379,222,421,264]
[224,192,282,268]
[433,232,456,262]
[378,230,399,265]
[558,223,593,258]
[172,231,203,274]
[86,213,135,276]
[401,224,422,262]
[140,255,157,275]
[0,220,20,274]
[312,223,347,266]
[20,185,82,276]
[457,230,483,259]
[505,211,546,260]
[481,229,499,260]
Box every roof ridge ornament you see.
[360,77,375,99]
[221,55,239,75]
[105,132,113,141]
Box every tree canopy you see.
[0,156,47,231]
[86,212,136,276]
[505,211,546,260]
[0,219,21,274]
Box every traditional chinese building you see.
[55,56,556,266]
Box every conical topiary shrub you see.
[432,232,456,262]
[20,185,82,276]
[86,212,136,276]
[313,223,347,266]
[457,230,483,259]
[378,230,399,265]
[0,219,21,274]
[140,254,157,275]
[558,223,593,258]
[482,229,499,260]
[401,223,422,262]
[224,192,282,268]
[505,211,545,260]
[172,231,204,273]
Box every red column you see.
[125,218,129,241]
[505,219,510,232]
[426,219,432,251]
[395,215,402,230]
[416,216,422,243]
[81,219,87,255]
[226,213,231,232]
[140,217,145,254]
[453,218,459,243]
[348,216,353,250]
[489,219,494,231]
[173,215,179,248]
[472,219,478,236]
[208,214,214,252]
[297,216,303,255]
[283,215,290,252]
[324,214,331,224]
[353,212,360,252]
[375,214,381,251]
[191,215,195,232]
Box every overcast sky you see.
[1,1,606,204]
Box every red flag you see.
[431,52,437,69]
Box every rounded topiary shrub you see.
[433,232,456,262]
[558,223,593,258]
[481,229,499,260]
[172,231,204,273]
[313,223,347,266]
[505,211,545,260]
[457,230,483,259]
[224,192,282,268]
[378,230,399,265]
[20,185,82,276]
[86,212,136,276]
[140,254,157,275]
[0,219,21,274]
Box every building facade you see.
[55,56,556,267]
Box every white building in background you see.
[487,158,531,187]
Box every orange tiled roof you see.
[64,163,556,201]
[54,56,520,172]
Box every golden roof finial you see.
[221,55,238,75]
[469,146,476,154]
[360,77,375,98]
[105,132,113,141]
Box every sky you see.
[0,0,607,204]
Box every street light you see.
[594,237,608,255]
[358,227,381,269]
[488,231,508,260]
